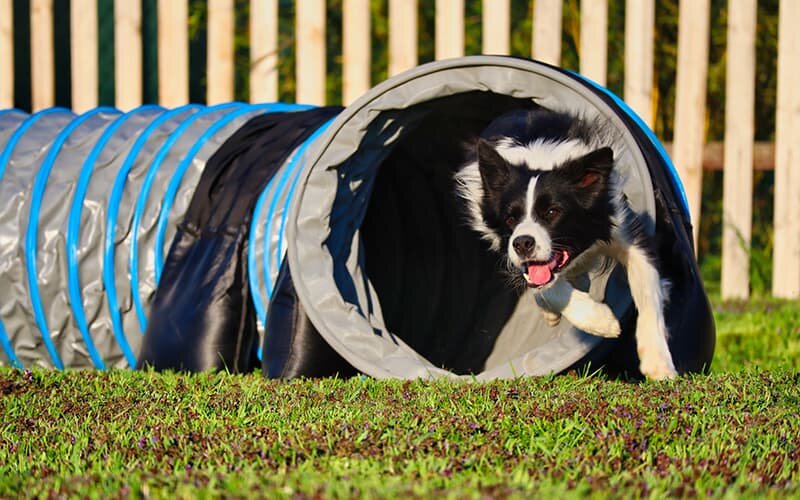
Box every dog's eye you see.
[505,215,518,228]
[544,208,561,221]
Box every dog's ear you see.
[573,147,614,189]
[477,138,512,192]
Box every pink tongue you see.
[526,251,570,287]
[527,263,552,286]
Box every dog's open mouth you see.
[522,250,570,288]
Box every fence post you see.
[296,0,326,105]
[250,0,278,103]
[30,0,54,111]
[115,0,142,110]
[70,0,98,112]
[343,0,371,105]
[773,0,800,299]
[389,0,417,76]
[533,0,562,65]
[0,0,12,108]
[158,0,189,106]
[624,0,654,127]
[207,0,235,104]
[672,0,710,248]
[580,0,607,86]
[482,0,509,55]
[435,0,463,60]
[721,0,756,299]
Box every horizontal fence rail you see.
[0,0,797,300]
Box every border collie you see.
[454,108,677,380]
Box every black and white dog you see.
[454,108,677,380]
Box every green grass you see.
[1,300,798,498]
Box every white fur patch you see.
[453,160,502,250]
[495,138,593,171]
[537,279,621,338]
[622,244,677,380]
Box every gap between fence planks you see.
[0,0,13,108]
[721,0,757,300]
[250,0,278,103]
[157,0,188,107]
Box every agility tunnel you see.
[0,56,715,378]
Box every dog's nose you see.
[512,235,535,257]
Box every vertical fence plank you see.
[250,0,278,103]
[388,0,417,76]
[71,0,98,112]
[624,0,654,127]
[773,0,800,298]
[158,0,188,106]
[672,0,710,247]
[533,0,562,65]
[296,0,326,104]
[579,0,607,86]
[115,0,142,109]
[343,0,371,105]
[30,0,54,111]
[207,0,234,104]
[0,0,12,108]
[435,0,463,60]
[721,0,756,299]
[482,0,509,55]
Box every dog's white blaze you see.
[496,138,592,170]
[525,174,537,217]
[508,175,552,268]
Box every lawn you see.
[1,299,798,498]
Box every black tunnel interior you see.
[362,92,548,375]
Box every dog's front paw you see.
[541,309,561,328]
[584,304,621,338]
[639,352,678,380]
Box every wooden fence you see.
[0,0,798,300]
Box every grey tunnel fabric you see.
[0,103,310,369]
[282,56,714,379]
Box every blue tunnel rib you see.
[152,103,300,283]
[25,107,115,370]
[103,105,201,351]
[0,108,69,368]
[129,103,243,333]
[67,105,163,369]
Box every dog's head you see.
[456,138,616,290]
